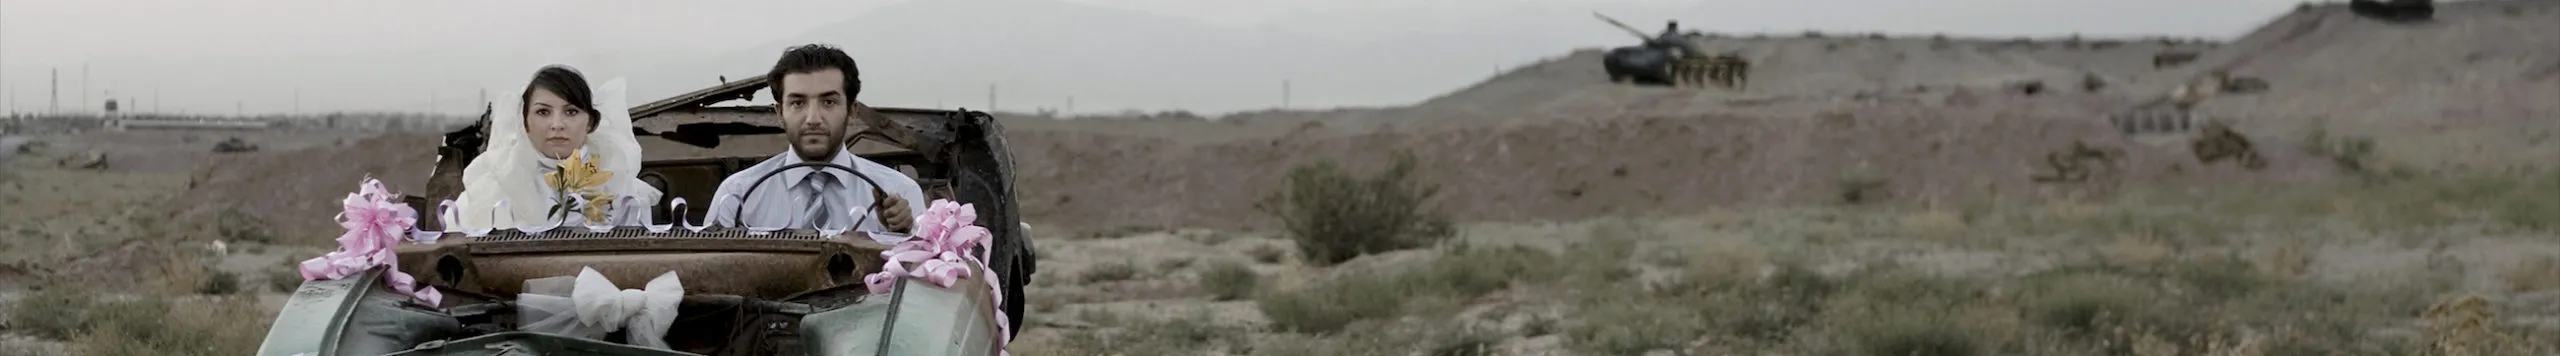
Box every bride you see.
[453,65,662,229]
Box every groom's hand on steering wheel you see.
[875,186,913,233]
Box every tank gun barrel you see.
[1591,12,1655,41]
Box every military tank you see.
[2349,0,2434,23]
[1594,13,1748,90]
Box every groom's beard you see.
[793,130,845,162]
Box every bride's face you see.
[523,87,591,159]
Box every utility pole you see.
[986,83,997,112]
[51,68,59,114]
[81,64,89,113]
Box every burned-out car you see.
[258,76,1036,356]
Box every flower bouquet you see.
[543,150,619,224]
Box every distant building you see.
[104,99,122,131]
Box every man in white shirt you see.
[706,44,927,236]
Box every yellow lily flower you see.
[544,149,618,222]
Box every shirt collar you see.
[778,149,859,190]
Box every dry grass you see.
[0,167,296,355]
[1257,152,1454,266]
[3,286,270,356]
[2257,238,2315,280]
[268,257,306,293]
[1035,190,2560,355]
[1048,311,1252,355]
[1896,209,1971,242]
[2418,294,2548,356]
[5,287,93,339]
[147,249,241,296]
[1245,244,1288,264]
[2501,254,2560,292]
[1077,260,1142,284]
[2097,233,2177,273]
[66,295,271,356]
[1195,259,1260,301]
[1256,242,1560,334]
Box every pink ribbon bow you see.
[297,177,442,307]
[862,199,1010,355]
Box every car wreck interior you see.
[346,75,1034,356]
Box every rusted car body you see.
[263,75,1036,356]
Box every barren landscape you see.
[6,1,2560,355]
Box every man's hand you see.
[874,186,913,233]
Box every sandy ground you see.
[3,1,2558,354]
[1005,215,2560,355]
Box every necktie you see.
[801,174,836,229]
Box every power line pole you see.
[1282,80,1292,109]
[51,68,59,114]
[81,64,89,113]
[986,83,997,112]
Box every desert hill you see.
[2141,1,2560,171]
[169,0,2559,237]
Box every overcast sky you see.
[0,0,2298,116]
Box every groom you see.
[706,44,926,235]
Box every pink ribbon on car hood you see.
[297,177,442,307]
[863,199,1010,355]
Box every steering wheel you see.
[731,161,887,232]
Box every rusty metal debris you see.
[213,137,261,153]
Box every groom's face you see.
[778,68,850,162]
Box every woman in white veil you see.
[453,65,661,229]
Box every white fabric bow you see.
[574,268,682,348]
[517,267,683,349]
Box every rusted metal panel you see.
[632,75,771,120]
[395,231,891,300]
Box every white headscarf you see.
[454,73,661,229]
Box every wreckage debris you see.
[2221,76,2271,94]
[2032,140,2125,183]
[2008,80,2047,96]
[2153,51,2202,69]
[2191,121,2269,170]
[2350,0,2435,23]
[213,137,261,153]
[7,137,42,155]
[58,150,107,170]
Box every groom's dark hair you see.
[766,44,862,107]
[520,65,600,132]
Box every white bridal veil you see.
[453,73,661,229]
